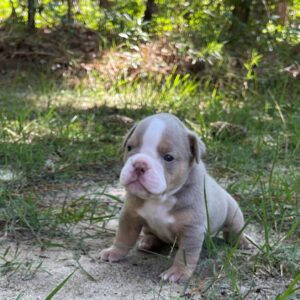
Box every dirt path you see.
[0,238,185,300]
[0,233,295,300]
[0,182,297,299]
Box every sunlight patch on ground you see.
[0,167,22,182]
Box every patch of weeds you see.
[0,71,136,186]
[0,191,47,242]
[0,185,122,243]
[0,246,45,280]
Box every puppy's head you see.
[120,113,205,199]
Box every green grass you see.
[44,268,78,300]
[0,54,299,298]
[0,246,45,279]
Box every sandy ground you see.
[0,182,298,300]
[0,237,186,300]
[0,231,296,300]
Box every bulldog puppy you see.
[100,113,248,282]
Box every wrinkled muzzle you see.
[120,153,167,195]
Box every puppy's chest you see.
[137,199,175,242]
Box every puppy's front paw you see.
[160,265,192,283]
[99,246,127,262]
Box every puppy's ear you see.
[188,131,206,164]
[122,123,137,149]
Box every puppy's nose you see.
[133,161,148,176]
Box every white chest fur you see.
[137,197,176,243]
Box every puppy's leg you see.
[100,208,142,262]
[160,225,205,283]
[223,202,250,249]
[138,227,165,252]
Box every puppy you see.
[100,113,248,282]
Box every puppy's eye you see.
[127,145,132,152]
[163,154,174,162]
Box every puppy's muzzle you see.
[120,153,167,195]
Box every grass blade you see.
[276,272,300,300]
[102,193,124,203]
[45,269,77,300]
[76,259,96,282]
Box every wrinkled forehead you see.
[132,115,189,154]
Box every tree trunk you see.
[28,0,36,31]
[228,0,252,42]
[67,0,73,23]
[277,0,288,25]
[231,0,252,25]
[9,0,17,18]
[143,0,157,22]
[99,0,113,9]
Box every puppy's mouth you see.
[125,179,163,196]
[126,180,145,189]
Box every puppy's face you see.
[120,114,205,199]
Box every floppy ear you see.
[122,123,137,149]
[188,131,206,164]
